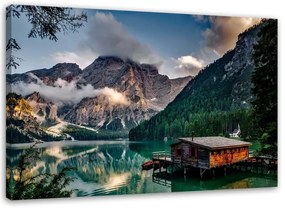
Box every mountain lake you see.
[6,140,277,197]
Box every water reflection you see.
[152,171,277,192]
[6,140,277,197]
[7,141,170,196]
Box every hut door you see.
[190,146,197,158]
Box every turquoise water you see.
[6,140,277,197]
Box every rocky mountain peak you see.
[66,56,192,130]
[129,22,266,140]
[141,63,159,75]
[7,55,192,132]
[30,62,82,85]
[25,92,58,123]
[52,62,80,69]
[26,92,50,104]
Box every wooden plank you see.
[210,147,249,168]
[178,136,251,150]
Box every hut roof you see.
[171,136,251,150]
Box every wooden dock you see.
[141,134,277,178]
[152,151,172,163]
[233,156,277,175]
[142,150,277,178]
[151,151,172,174]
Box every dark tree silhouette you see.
[6,144,76,199]
[6,5,87,70]
[252,19,278,157]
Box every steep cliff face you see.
[225,28,260,109]
[6,93,63,143]
[25,92,59,123]
[174,24,261,109]
[64,95,157,131]
[7,57,191,132]
[129,23,263,140]
[65,57,191,130]
[79,56,190,109]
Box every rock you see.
[26,92,59,123]
[7,57,192,131]
[65,57,191,130]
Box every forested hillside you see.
[129,22,263,141]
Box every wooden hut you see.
[170,136,251,169]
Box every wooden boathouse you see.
[150,136,251,177]
[171,137,251,169]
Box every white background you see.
[0,0,283,210]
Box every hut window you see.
[221,150,224,155]
[236,148,239,153]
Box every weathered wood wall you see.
[171,142,210,168]
[171,142,198,166]
[171,142,249,169]
[209,147,249,168]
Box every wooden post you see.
[212,169,215,178]
[200,168,203,178]
[224,167,227,176]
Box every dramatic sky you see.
[10,8,260,78]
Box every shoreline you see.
[6,138,132,149]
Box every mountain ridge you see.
[129,21,263,140]
[7,56,192,134]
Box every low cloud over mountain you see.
[12,76,130,106]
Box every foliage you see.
[63,125,129,140]
[6,93,65,143]
[6,93,33,119]
[130,109,255,141]
[251,19,278,157]
[6,144,76,199]
[28,131,64,142]
[6,38,22,70]
[130,19,277,158]
[6,5,87,70]
[6,127,31,143]
[129,48,255,141]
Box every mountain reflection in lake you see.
[6,140,277,197]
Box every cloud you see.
[192,15,209,23]
[83,12,160,64]
[176,55,204,70]
[202,16,261,55]
[50,12,161,70]
[11,78,130,106]
[173,55,205,77]
[51,50,97,69]
[167,15,261,78]
[157,55,205,78]
[99,87,130,106]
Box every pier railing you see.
[152,151,171,162]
